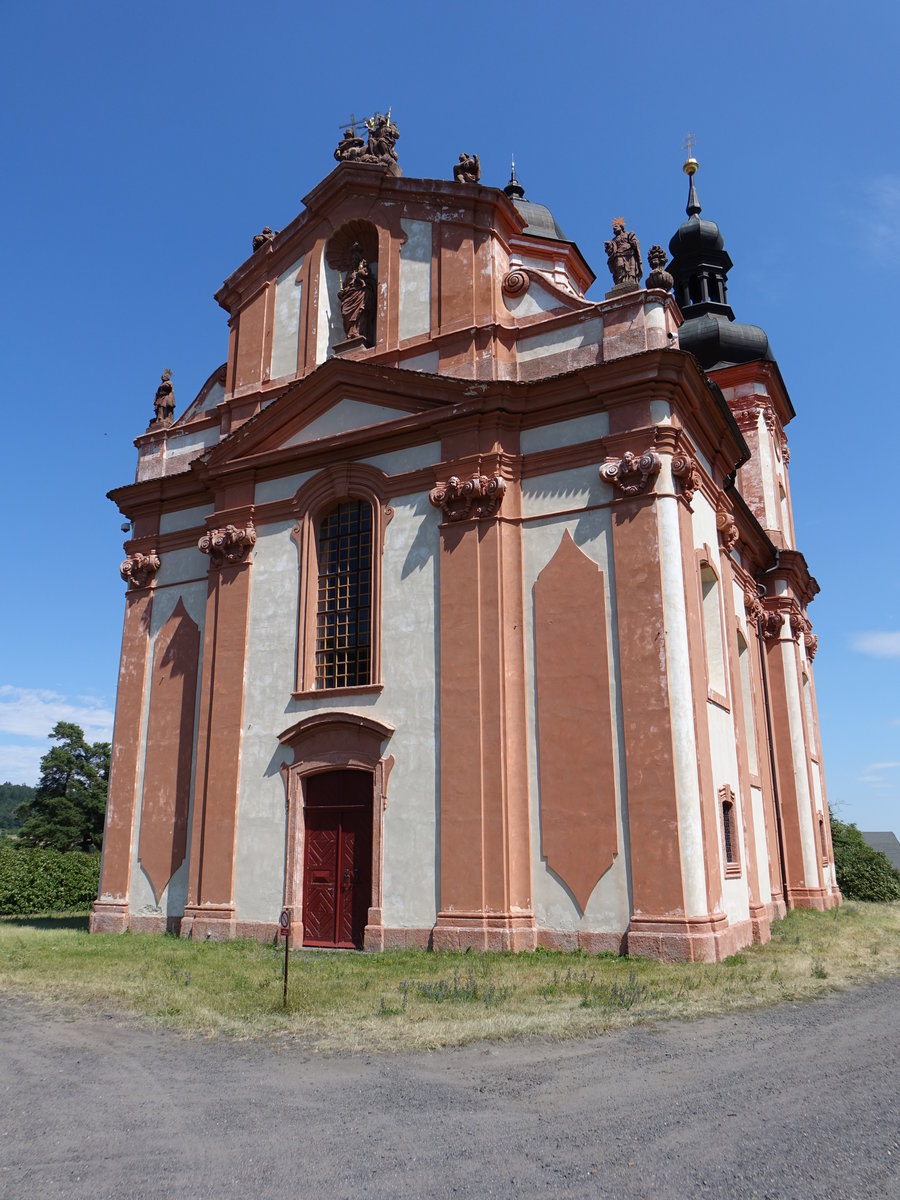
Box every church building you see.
[91,120,839,960]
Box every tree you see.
[0,782,34,832]
[830,816,900,903]
[15,723,110,853]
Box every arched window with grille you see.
[315,499,373,689]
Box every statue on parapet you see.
[337,243,376,346]
[453,152,481,185]
[335,128,365,163]
[252,226,277,252]
[150,369,175,427]
[363,111,400,171]
[604,219,643,293]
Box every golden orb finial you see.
[682,131,698,176]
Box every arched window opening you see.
[719,785,741,877]
[315,499,373,689]
[701,564,727,700]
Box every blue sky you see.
[1,1,897,833]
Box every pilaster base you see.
[432,911,537,952]
[89,898,130,934]
[785,886,829,911]
[626,913,753,963]
[749,903,772,945]
[181,904,237,941]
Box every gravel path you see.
[1,979,898,1199]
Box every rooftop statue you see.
[150,370,175,428]
[337,243,376,346]
[334,128,365,163]
[362,111,400,173]
[605,219,642,292]
[453,152,481,185]
[252,226,277,252]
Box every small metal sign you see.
[279,909,291,1007]
[279,908,291,935]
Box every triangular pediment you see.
[203,359,452,469]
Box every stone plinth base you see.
[333,334,367,355]
[785,886,831,911]
[626,913,753,963]
[432,911,537,952]
[89,898,129,934]
[180,904,237,941]
[605,280,641,300]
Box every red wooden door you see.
[302,772,372,949]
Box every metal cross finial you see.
[338,113,366,133]
[682,131,696,158]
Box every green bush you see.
[830,817,900,903]
[0,845,100,915]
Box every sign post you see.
[278,908,291,1007]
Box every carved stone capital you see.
[744,586,764,624]
[730,401,760,433]
[761,608,784,640]
[789,608,812,642]
[198,522,257,566]
[805,631,818,661]
[120,551,160,589]
[600,450,661,497]
[672,453,701,504]
[716,508,739,552]
[429,472,507,521]
[779,429,791,464]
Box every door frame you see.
[278,712,394,951]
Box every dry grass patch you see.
[1,902,898,1051]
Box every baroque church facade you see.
[91,124,839,960]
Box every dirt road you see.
[1,979,897,1199]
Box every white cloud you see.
[0,743,44,786]
[867,761,900,771]
[0,686,114,743]
[851,632,900,659]
[865,176,900,264]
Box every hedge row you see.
[0,844,100,915]
[831,818,900,903]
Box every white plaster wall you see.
[362,442,440,475]
[521,470,631,931]
[691,490,719,555]
[232,495,440,928]
[707,700,750,925]
[400,349,439,373]
[757,416,779,529]
[254,471,314,507]
[159,505,211,536]
[650,400,671,425]
[282,399,403,446]
[517,317,603,365]
[270,257,304,380]
[504,279,562,317]
[521,464,598,519]
[781,639,821,885]
[656,477,708,918]
[398,219,431,342]
[129,576,207,920]
[520,412,609,455]
[750,785,773,905]
[315,251,342,364]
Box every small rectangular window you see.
[719,785,741,878]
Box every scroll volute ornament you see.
[805,631,819,661]
[716,507,739,552]
[790,608,812,642]
[761,609,784,640]
[743,586,764,625]
[429,472,507,521]
[120,551,160,589]
[198,522,257,566]
[600,450,661,497]
[671,452,701,504]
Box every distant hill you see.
[0,782,34,832]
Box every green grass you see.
[1,903,898,1051]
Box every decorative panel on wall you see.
[534,531,618,912]
[138,598,200,902]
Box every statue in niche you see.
[453,152,481,185]
[151,369,175,427]
[252,226,277,252]
[338,243,376,344]
[363,111,399,167]
[334,128,365,163]
[604,219,643,288]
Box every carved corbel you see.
[671,453,701,504]
[743,586,764,624]
[716,508,740,552]
[198,522,257,566]
[761,609,784,640]
[804,631,818,661]
[429,472,507,521]
[761,402,778,436]
[789,608,812,642]
[730,401,760,434]
[120,551,160,589]
[599,450,661,497]
[779,429,791,464]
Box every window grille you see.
[315,500,372,688]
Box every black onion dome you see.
[667,170,773,371]
[504,164,566,241]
